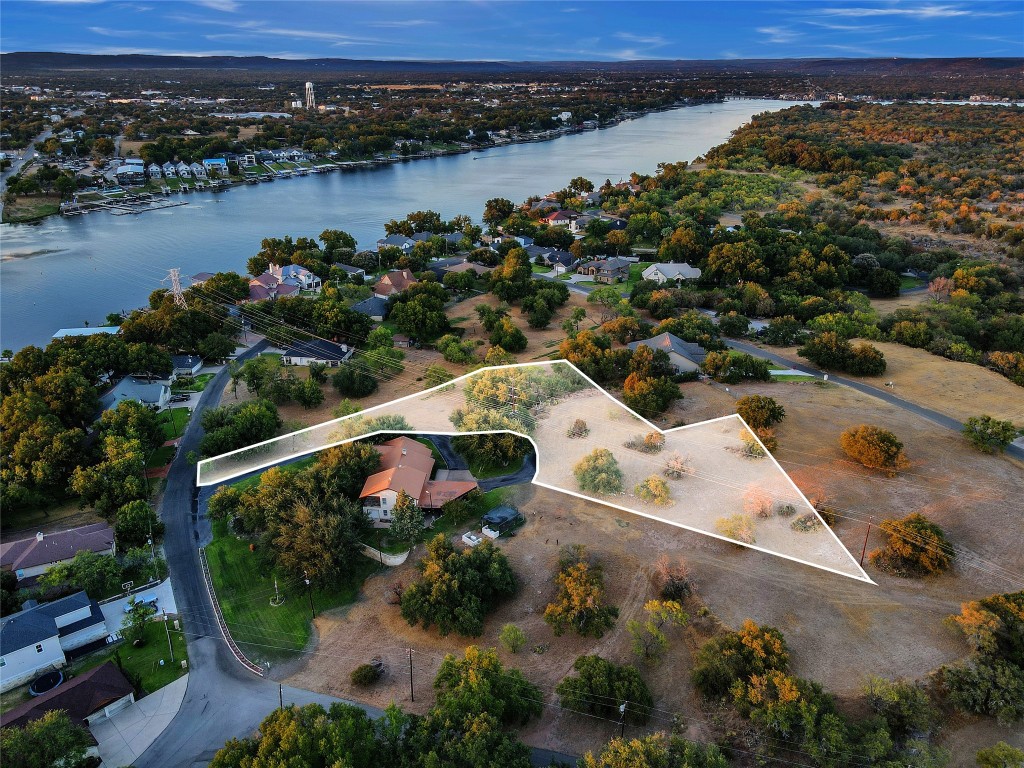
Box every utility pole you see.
[162,610,174,663]
[303,572,316,619]
[408,648,415,702]
[279,683,284,709]
[618,702,626,739]
[859,516,873,567]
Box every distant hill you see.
[2,52,1021,78]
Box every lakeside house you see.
[373,268,417,298]
[99,377,170,412]
[1,523,116,585]
[281,339,353,367]
[52,327,118,340]
[147,163,162,179]
[376,234,416,253]
[248,273,299,302]
[267,263,321,292]
[175,161,191,179]
[202,158,228,177]
[336,264,366,280]
[642,262,702,284]
[541,210,574,227]
[627,332,708,374]
[577,256,631,284]
[161,162,177,178]
[189,162,207,180]
[0,592,108,692]
[351,295,388,322]
[359,437,477,527]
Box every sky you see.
[1,1,1022,61]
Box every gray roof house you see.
[577,256,631,284]
[627,333,708,374]
[376,234,415,252]
[99,377,170,412]
[642,262,702,284]
[171,355,203,377]
[281,339,354,367]
[1,523,115,583]
[351,295,388,322]
[337,264,366,279]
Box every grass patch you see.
[146,445,176,469]
[466,453,525,480]
[205,520,376,665]
[0,496,87,534]
[900,276,926,290]
[67,619,189,696]
[171,373,214,393]
[558,274,572,281]
[2,195,61,223]
[158,408,191,441]
[531,264,553,274]
[772,374,814,382]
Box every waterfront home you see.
[267,263,321,292]
[281,339,353,367]
[202,158,228,177]
[99,377,171,412]
[190,272,216,286]
[52,327,118,340]
[161,162,177,178]
[642,262,702,284]
[336,263,366,280]
[542,210,574,227]
[440,232,467,249]
[352,295,388,322]
[1,662,134,737]
[241,153,257,167]
[376,234,416,253]
[577,256,630,284]
[113,165,145,185]
[530,198,560,214]
[627,332,708,374]
[359,437,477,527]
[0,592,108,692]
[1,523,115,585]
[147,163,162,179]
[175,161,192,178]
[373,268,417,298]
[248,273,299,302]
[171,355,203,377]
[189,162,207,180]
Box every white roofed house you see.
[162,162,177,178]
[189,162,207,180]
[175,161,192,178]
[281,339,353,367]
[642,262,703,284]
[147,163,162,179]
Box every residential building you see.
[281,339,353,367]
[443,261,492,277]
[171,355,203,377]
[1,523,115,584]
[577,256,631,284]
[360,437,477,526]
[336,264,366,280]
[627,333,708,374]
[189,162,207,180]
[351,295,388,322]
[99,377,170,412]
[1,662,134,734]
[175,161,191,178]
[373,268,417,298]
[202,158,229,177]
[52,327,117,340]
[376,234,416,253]
[641,262,702,284]
[247,273,299,302]
[267,263,321,292]
[147,163,162,179]
[0,592,108,692]
[161,162,177,178]
[542,210,574,227]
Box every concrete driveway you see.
[100,579,178,635]
[91,675,188,767]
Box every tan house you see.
[359,437,477,526]
[577,257,631,284]
[373,269,417,298]
[1,523,115,584]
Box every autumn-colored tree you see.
[840,424,909,476]
[735,395,786,430]
[870,513,955,577]
[635,475,671,506]
[574,448,624,495]
[544,546,618,638]
[627,599,688,661]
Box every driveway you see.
[99,579,178,635]
[91,674,188,767]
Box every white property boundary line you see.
[198,361,874,584]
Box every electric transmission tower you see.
[163,268,188,309]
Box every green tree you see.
[580,733,729,768]
[556,655,653,725]
[291,377,324,409]
[588,285,626,323]
[273,498,369,587]
[489,317,528,353]
[70,434,147,515]
[963,415,1020,454]
[98,399,164,452]
[198,332,236,363]
[544,546,618,638]
[40,550,121,595]
[332,364,378,398]
[483,197,515,227]
[1,570,22,617]
[0,710,93,768]
[122,597,157,644]
[690,619,789,698]
[424,364,455,387]
[115,499,163,548]
[863,676,940,739]
[736,395,786,430]
[434,646,542,726]
[574,448,624,495]
[627,599,688,662]
[388,490,424,549]
[977,743,1024,768]
[499,622,527,653]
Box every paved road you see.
[725,338,1024,461]
[426,434,538,490]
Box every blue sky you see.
[1,1,1021,60]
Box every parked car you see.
[170,394,190,403]
[124,595,158,613]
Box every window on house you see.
[35,644,43,653]
[0,657,6,667]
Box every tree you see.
[70,435,147,515]
[690,620,789,698]
[198,332,236,363]
[840,424,909,475]
[622,372,680,416]
[199,399,281,457]
[628,600,688,662]
[332,364,378,398]
[122,597,156,645]
[556,655,653,725]
[1,570,22,617]
[588,285,626,322]
[40,550,121,595]
[544,546,618,638]
[574,448,623,495]
[424,364,455,387]
[977,743,1024,768]
[963,415,1020,454]
[718,311,750,337]
[115,499,163,548]
[98,400,164,452]
[635,475,671,505]
[863,676,939,739]
[434,646,542,726]
[273,498,369,587]
[580,733,728,768]
[483,197,515,227]
[799,332,854,370]
[1,710,93,768]
[701,350,771,384]
[870,513,955,576]
[388,490,424,549]
[401,534,516,637]
[499,623,526,653]
[869,268,902,298]
[237,355,282,397]
[291,377,324,409]
[735,395,786,430]
[489,317,528,353]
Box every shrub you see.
[848,342,888,376]
[735,395,785,430]
[567,419,589,438]
[863,676,940,739]
[544,546,618,638]
[332,365,378,398]
[962,415,1020,454]
[499,623,526,654]
[715,514,755,545]
[635,476,671,505]
[574,448,623,495]
[743,486,773,518]
[740,431,767,458]
[653,555,692,601]
[556,655,653,725]
[690,620,789,698]
[790,513,822,532]
[718,311,750,337]
[976,742,1024,768]
[627,599,688,662]
[625,431,665,453]
[663,452,692,479]
[350,663,382,686]
[869,513,955,577]
[942,659,1024,726]
[840,424,909,475]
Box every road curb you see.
[198,547,265,678]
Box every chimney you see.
[401,448,407,455]
[36,532,44,542]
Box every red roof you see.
[0,662,133,734]
[374,269,417,297]
[419,480,478,509]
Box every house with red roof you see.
[372,268,417,298]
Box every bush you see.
[556,655,653,725]
[690,620,789,698]
[653,556,692,601]
[624,432,664,453]
[962,415,1020,454]
[715,514,755,545]
[350,664,382,686]
[840,424,909,475]
[567,419,589,438]
[735,395,785,430]
[331,365,378,398]
[635,476,671,505]
[544,546,618,638]
[942,658,1024,726]
[499,623,526,654]
[574,448,623,495]
[869,513,955,577]
[863,676,940,738]
[663,452,692,479]
[743,486,773,518]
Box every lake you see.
[0,99,807,351]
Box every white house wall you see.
[0,635,66,692]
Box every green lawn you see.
[171,373,214,393]
[900,276,926,290]
[0,496,86,534]
[146,445,176,469]
[159,408,191,441]
[205,520,377,664]
[466,453,525,480]
[627,262,654,286]
[531,264,553,274]
[67,619,189,695]
[367,487,508,554]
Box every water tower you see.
[304,81,316,110]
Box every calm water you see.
[0,99,806,351]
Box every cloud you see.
[614,32,668,46]
[202,20,386,47]
[814,4,1012,20]
[366,19,437,28]
[757,25,801,44]
[191,0,239,11]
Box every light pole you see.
[618,702,626,739]
[303,571,316,619]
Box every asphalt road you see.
[425,433,539,490]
